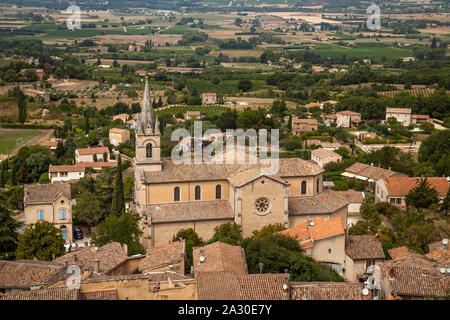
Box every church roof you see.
[143,158,323,184]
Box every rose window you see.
[255,197,270,214]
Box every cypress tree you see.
[0,161,5,187]
[84,113,89,134]
[18,96,27,124]
[10,162,17,186]
[110,155,125,216]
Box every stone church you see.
[134,78,349,248]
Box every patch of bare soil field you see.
[268,12,342,24]
[150,34,182,46]
[93,34,151,45]
[87,58,154,65]
[386,13,450,23]
[418,27,450,34]
[209,49,263,58]
[50,79,98,90]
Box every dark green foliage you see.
[0,192,22,259]
[172,228,204,274]
[91,211,143,256]
[15,221,65,261]
[110,155,125,216]
[207,223,242,246]
[405,177,440,209]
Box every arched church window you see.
[174,187,180,202]
[146,143,152,158]
[301,181,307,195]
[195,186,201,200]
[215,185,222,199]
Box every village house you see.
[345,235,385,284]
[201,93,217,105]
[323,114,337,126]
[184,111,203,121]
[303,102,321,110]
[113,113,129,124]
[291,117,318,134]
[310,148,342,168]
[48,165,85,183]
[55,242,129,277]
[411,114,430,125]
[375,177,450,209]
[379,249,449,300]
[342,162,407,184]
[193,241,248,275]
[0,260,68,295]
[109,128,130,147]
[138,239,186,274]
[336,111,361,128]
[133,77,351,249]
[320,142,342,151]
[24,183,73,242]
[280,216,347,276]
[385,108,412,126]
[75,147,110,163]
[41,138,64,150]
[334,190,365,227]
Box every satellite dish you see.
[310,221,315,226]
[199,255,205,263]
[282,284,288,290]
[440,268,446,274]
[362,288,369,296]
[443,239,448,245]
[446,268,450,274]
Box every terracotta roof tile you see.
[345,162,407,181]
[311,148,341,160]
[55,242,128,274]
[280,216,345,248]
[139,240,185,272]
[24,182,71,204]
[382,177,449,197]
[388,246,411,259]
[333,190,365,204]
[0,260,65,289]
[195,271,290,300]
[288,192,348,216]
[345,235,385,260]
[337,110,360,116]
[49,165,84,173]
[143,158,323,184]
[1,288,79,300]
[291,282,372,300]
[193,242,248,275]
[76,147,110,155]
[386,108,411,114]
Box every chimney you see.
[94,259,99,273]
[375,234,381,242]
[74,254,78,262]
[122,243,128,256]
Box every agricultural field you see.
[155,105,228,117]
[0,128,50,155]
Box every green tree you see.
[18,95,27,124]
[441,188,450,214]
[172,228,204,274]
[207,223,243,246]
[0,193,22,259]
[73,191,101,233]
[419,130,450,176]
[15,221,65,261]
[0,161,7,187]
[90,211,143,255]
[110,155,125,216]
[237,79,253,92]
[405,178,440,209]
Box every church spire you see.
[138,76,158,134]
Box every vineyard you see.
[379,88,436,98]
[154,105,229,117]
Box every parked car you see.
[74,227,84,240]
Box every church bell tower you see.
[134,76,162,172]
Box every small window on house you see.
[396,198,401,204]
[316,178,320,193]
[195,185,201,200]
[328,249,332,254]
[146,143,153,158]
[215,185,222,199]
[60,209,66,220]
[174,187,180,202]
[38,210,44,221]
[390,198,395,204]
[301,181,307,195]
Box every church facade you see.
[134,78,349,248]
